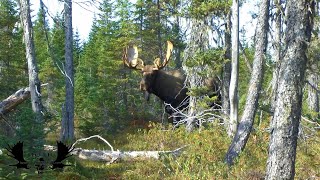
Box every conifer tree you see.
[0,0,26,96]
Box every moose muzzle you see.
[140,81,150,101]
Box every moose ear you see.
[135,58,145,70]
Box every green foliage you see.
[0,0,45,155]
[184,48,225,110]
[74,0,138,135]
[33,10,66,135]
[0,0,26,98]
[187,0,232,18]
[184,48,224,75]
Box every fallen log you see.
[0,87,30,115]
[44,145,186,163]
[44,135,187,164]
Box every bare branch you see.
[70,135,114,151]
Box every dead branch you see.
[70,135,114,151]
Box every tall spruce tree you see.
[0,0,26,97]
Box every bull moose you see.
[123,41,220,123]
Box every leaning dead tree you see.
[0,84,48,115]
[0,87,30,115]
[44,135,187,163]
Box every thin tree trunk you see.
[228,0,239,137]
[307,66,319,114]
[174,16,182,68]
[60,0,74,142]
[265,0,314,179]
[157,0,163,60]
[222,11,232,136]
[225,0,270,166]
[270,0,282,113]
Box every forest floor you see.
[0,122,319,179]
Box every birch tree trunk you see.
[60,0,75,142]
[225,0,270,166]
[265,0,314,179]
[228,0,239,137]
[19,0,44,124]
[222,11,232,136]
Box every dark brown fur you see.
[140,66,188,115]
[139,66,220,117]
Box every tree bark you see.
[60,0,75,142]
[265,0,314,179]
[270,0,282,113]
[228,0,239,137]
[222,11,232,137]
[18,0,45,155]
[225,0,270,166]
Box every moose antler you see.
[123,45,144,70]
[123,41,173,70]
[153,41,173,70]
